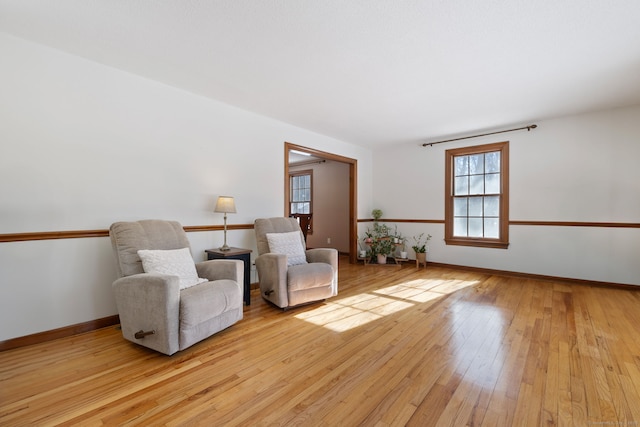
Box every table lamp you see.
[214,196,236,251]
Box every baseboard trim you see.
[425,261,639,290]
[0,315,120,352]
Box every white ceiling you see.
[1,0,640,148]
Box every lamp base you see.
[219,217,231,251]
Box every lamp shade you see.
[214,196,237,213]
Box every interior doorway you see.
[284,142,358,264]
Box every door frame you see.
[284,142,358,264]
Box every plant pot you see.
[377,254,387,264]
[416,252,427,268]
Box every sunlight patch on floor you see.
[294,277,479,332]
[294,293,413,332]
[374,278,479,303]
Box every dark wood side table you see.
[205,247,252,305]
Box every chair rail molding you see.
[0,224,256,243]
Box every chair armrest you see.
[306,248,338,267]
[306,248,339,297]
[112,273,181,355]
[255,253,289,307]
[113,272,181,305]
[195,259,243,283]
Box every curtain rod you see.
[422,124,537,147]
[291,159,326,167]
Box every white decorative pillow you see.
[137,248,208,290]
[266,231,308,266]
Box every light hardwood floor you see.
[2,258,640,426]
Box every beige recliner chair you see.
[109,220,243,355]
[254,217,338,309]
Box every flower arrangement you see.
[411,233,432,253]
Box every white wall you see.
[0,33,373,341]
[371,105,640,285]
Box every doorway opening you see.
[285,142,358,264]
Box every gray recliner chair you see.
[109,220,243,355]
[254,217,338,309]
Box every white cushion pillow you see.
[266,231,308,266]
[137,248,208,290]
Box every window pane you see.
[484,196,500,217]
[469,175,484,194]
[485,218,499,238]
[469,218,483,237]
[469,154,484,175]
[485,173,500,194]
[454,218,467,236]
[454,198,468,216]
[455,176,468,195]
[485,151,500,173]
[455,156,468,176]
[469,197,483,217]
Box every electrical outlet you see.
[327,237,331,244]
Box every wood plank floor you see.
[2,258,640,426]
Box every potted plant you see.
[371,237,394,264]
[392,225,407,258]
[359,233,372,258]
[412,233,432,267]
[365,222,394,264]
[391,225,400,243]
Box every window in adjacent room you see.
[290,170,313,232]
[445,141,509,248]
